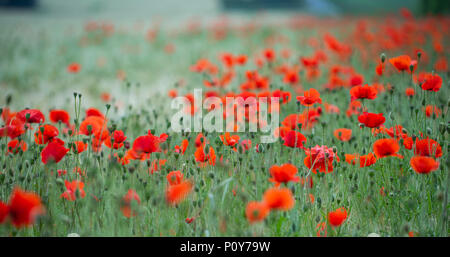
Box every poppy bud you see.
[106,104,111,110]
[87,125,92,134]
[78,93,82,99]
[257,144,264,153]
[409,64,415,73]
[25,113,31,121]
[56,178,64,186]
[73,92,78,98]
[417,51,422,60]
[380,53,386,63]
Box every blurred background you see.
[0,0,449,19]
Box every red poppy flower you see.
[17,109,45,123]
[405,87,415,96]
[0,123,26,139]
[281,114,303,130]
[304,145,339,173]
[168,89,178,98]
[328,207,348,227]
[0,201,9,224]
[410,156,439,174]
[41,140,69,164]
[245,201,270,224]
[262,187,295,211]
[194,145,216,167]
[60,180,86,201]
[424,105,441,118]
[345,153,377,167]
[49,110,70,126]
[120,189,141,218]
[105,130,127,149]
[268,163,300,186]
[8,187,45,228]
[373,138,403,159]
[71,141,88,154]
[167,171,184,186]
[132,134,160,154]
[296,88,322,106]
[166,180,193,206]
[219,132,240,147]
[263,48,275,62]
[282,130,307,149]
[414,138,442,158]
[349,84,377,101]
[85,108,105,119]
[80,116,105,136]
[34,124,59,144]
[7,139,27,154]
[334,128,352,142]
[358,112,385,128]
[418,73,442,92]
[389,55,417,73]
[174,139,189,154]
[67,62,81,73]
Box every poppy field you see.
[0,8,449,237]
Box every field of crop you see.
[0,8,448,237]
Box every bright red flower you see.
[405,87,415,96]
[0,122,26,139]
[34,124,59,144]
[418,72,442,92]
[304,145,339,173]
[67,62,81,73]
[0,201,8,224]
[17,109,45,123]
[268,163,300,186]
[61,180,86,201]
[167,170,184,186]
[85,108,105,119]
[105,130,127,149]
[389,55,417,73]
[262,187,295,211]
[334,128,352,142]
[350,84,377,101]
[41,140,69,164]
[166,180,193,206]
[358,112,385,128]
[7,139,27,154]
[132,134,160,154]
[49,110,70,126]
[245,201,270,224]
[194,145,216,167]
[282,130,307,149]
[219,132,240,147]
[414,138,442,158]
[424,105,441,118]
[328,207,348,227]
[345,153,377,167]
[174,139,189,154]
[8,187,45,228]
[71,141,88,154]
[296,88,322,106]
[373,138,403,159]
[410,156,439,174]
